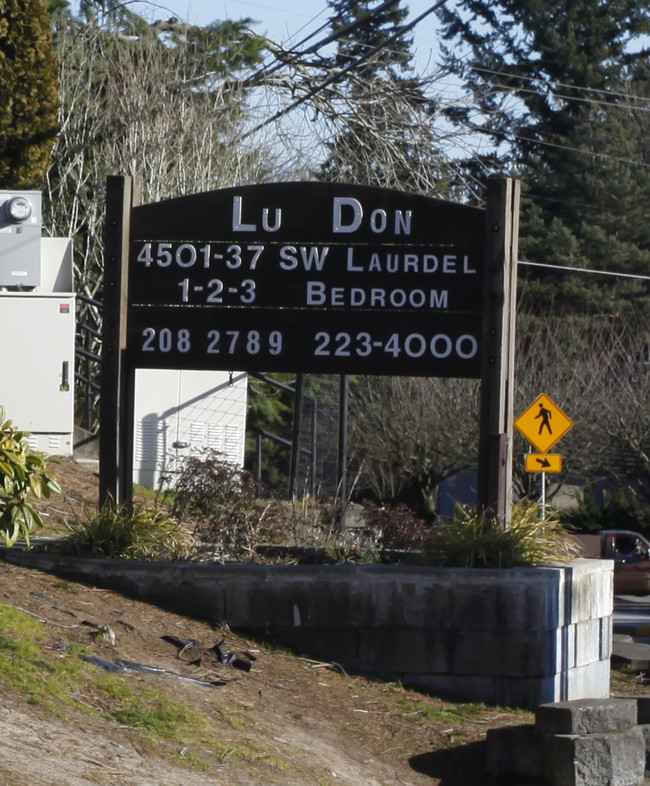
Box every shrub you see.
[360,500,428,551]
[59,501,193,561]
[424,503,580,568]
[0,406,60,546]
[172,450,280,560]
[561,488,650,535]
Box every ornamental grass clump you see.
[0,406,61,546]
[60,501,194,561]
[424,502,580,568]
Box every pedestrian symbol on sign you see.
[535,402,553,436]
[514,394,574,453]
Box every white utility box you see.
[133,368,248,489]
[0,193,76,457]
[0,292,75,454]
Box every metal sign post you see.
[516,394,574,519]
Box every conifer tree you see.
[437,0,650,315]
[0,0,59,188]
[317,0,449,193]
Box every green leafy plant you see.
[59,501,193,561]
[0,406,61,546]
[424,502,580,568]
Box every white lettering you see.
[337,251,473,274]
[262,208,282,232]
[331,287,345,306]
[404,254,419,273]
[370,209,387,233]
[279,246,298,270]
[333,198,363,233]
[457,334,478,358]
[395,210,412,235]
[386,254,399,273]
[232,197,282,232]
[409,289,426,307]
[431,334,453,358]
[332,200,412,235]
[443,255,457,273]
[232,196,256,232]
[305,284,449,309]
[463,256,477,274]
[280,246,329,270]
[346,248,363,272]
[300,246,329,271]
[430,290,448,308]
[306,281,326,305]
[351,288,366,305]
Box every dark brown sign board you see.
[100,178,519,524]
[126,182,485,377]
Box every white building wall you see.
[133,368,247,489]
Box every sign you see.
[514,394,574,453]
[125,182,486,377]
[525,453,562,473]
[101,175,521,518]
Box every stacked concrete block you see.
[487,698,648,785]
[485,723,541,781]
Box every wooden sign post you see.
[99,175,136,507]
[478,177,521,526]
[99,177,519,517]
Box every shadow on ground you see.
[410,741,501,785]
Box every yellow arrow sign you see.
[525,453,563,473]
[514,394,574,453]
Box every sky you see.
[118,0,444,70]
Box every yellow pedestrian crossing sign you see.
[514,394,574,453]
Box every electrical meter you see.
[0,191,42,288]
[4,196,34,223]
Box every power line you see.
[241,0,445,140]
[455,116,650,170]
[463,63,650,108]
[519,260,650,282]
[240,0,405,90]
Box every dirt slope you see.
[0,555,520,786]
[0,457,643,785]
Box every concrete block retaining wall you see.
[2,551,613,710]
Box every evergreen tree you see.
[437,0,650,315]
[317,0,450,193]
[329,0,411,74]
[0,0,59,188]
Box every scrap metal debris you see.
[80,655,231,686]
[160,635,204,663]
[162,635,254,672]
[213,639,253,672]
